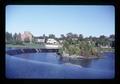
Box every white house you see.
[34,37,45,43]
[45,38,61,48]
[46,38,58,44]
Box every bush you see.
[61,39,100,57]
[12,40,24,45]
[24,37,30,43]
[58,48,63,54]
[6,41,11,44]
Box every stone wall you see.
[6,48,59,55]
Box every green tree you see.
[78,34,83,41]
[66,32,73,38]
[43,34,46,38]
[61,34,65,39]
[13,33,18,41]
[49,34,56,38]
[6,32,13,43]
[24,37,30,43]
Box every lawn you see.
[6,43,45,48]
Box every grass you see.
[6,43,45,48]
[97,47,114,52]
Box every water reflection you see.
[60,57,92,67]
[6,47,115,78]
[6,47,114,70]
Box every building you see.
[46,38,59,44]
[45,38,62,49]
[21,31,33,43]
[34,36,45,43]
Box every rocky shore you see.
[58,52,103,59]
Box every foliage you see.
[6,32,13,42]
[49,34,56,38]
[24,37,30,43]
[6,31,114,55]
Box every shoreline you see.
[58,47,114,59]
[60,54,103,59]
[6,46,114,59]
[58,51,108,59]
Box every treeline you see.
[59,33,115,48]
[5,32,24,45]
[6,32,115,49]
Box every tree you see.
[66,32,73,38]
[111,41,115,48]
[88,36,93,41]
[109,34,115,41]
[49,34,55,38]
[78,34,83,41]
[17,33,21,41]
[73,34,78,38]
[108,34,115,48]
[43,34,46,38]
[13,33,18,41]
[66,32,73,44]
[98,35,108,46]
[99,35,106,39]
[109,34,115,39]
[61,34,65,39]
[6,32,13,43]
[24,37,30,43]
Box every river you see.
[5,48,115,79]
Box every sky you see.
[6,5,115,37]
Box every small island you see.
[58,33,114,59]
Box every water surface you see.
[6,48,115,79]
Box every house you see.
[46,38,59,44]
[34,36,45,43]
[45,38,62,48]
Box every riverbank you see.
[6,52,114,79]
[6,43,61,49]
[6,43,45,48]
[58,52,104,60]
[98,47,115,52]
[58,47,114,60]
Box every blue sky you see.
[6,5,115,37]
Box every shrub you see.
[60,39,100,57]
[12,40,24,45]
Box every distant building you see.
[21,31,33,43]
[34,36,45,43]
[46,38,59,44]
[45,38,62,48]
